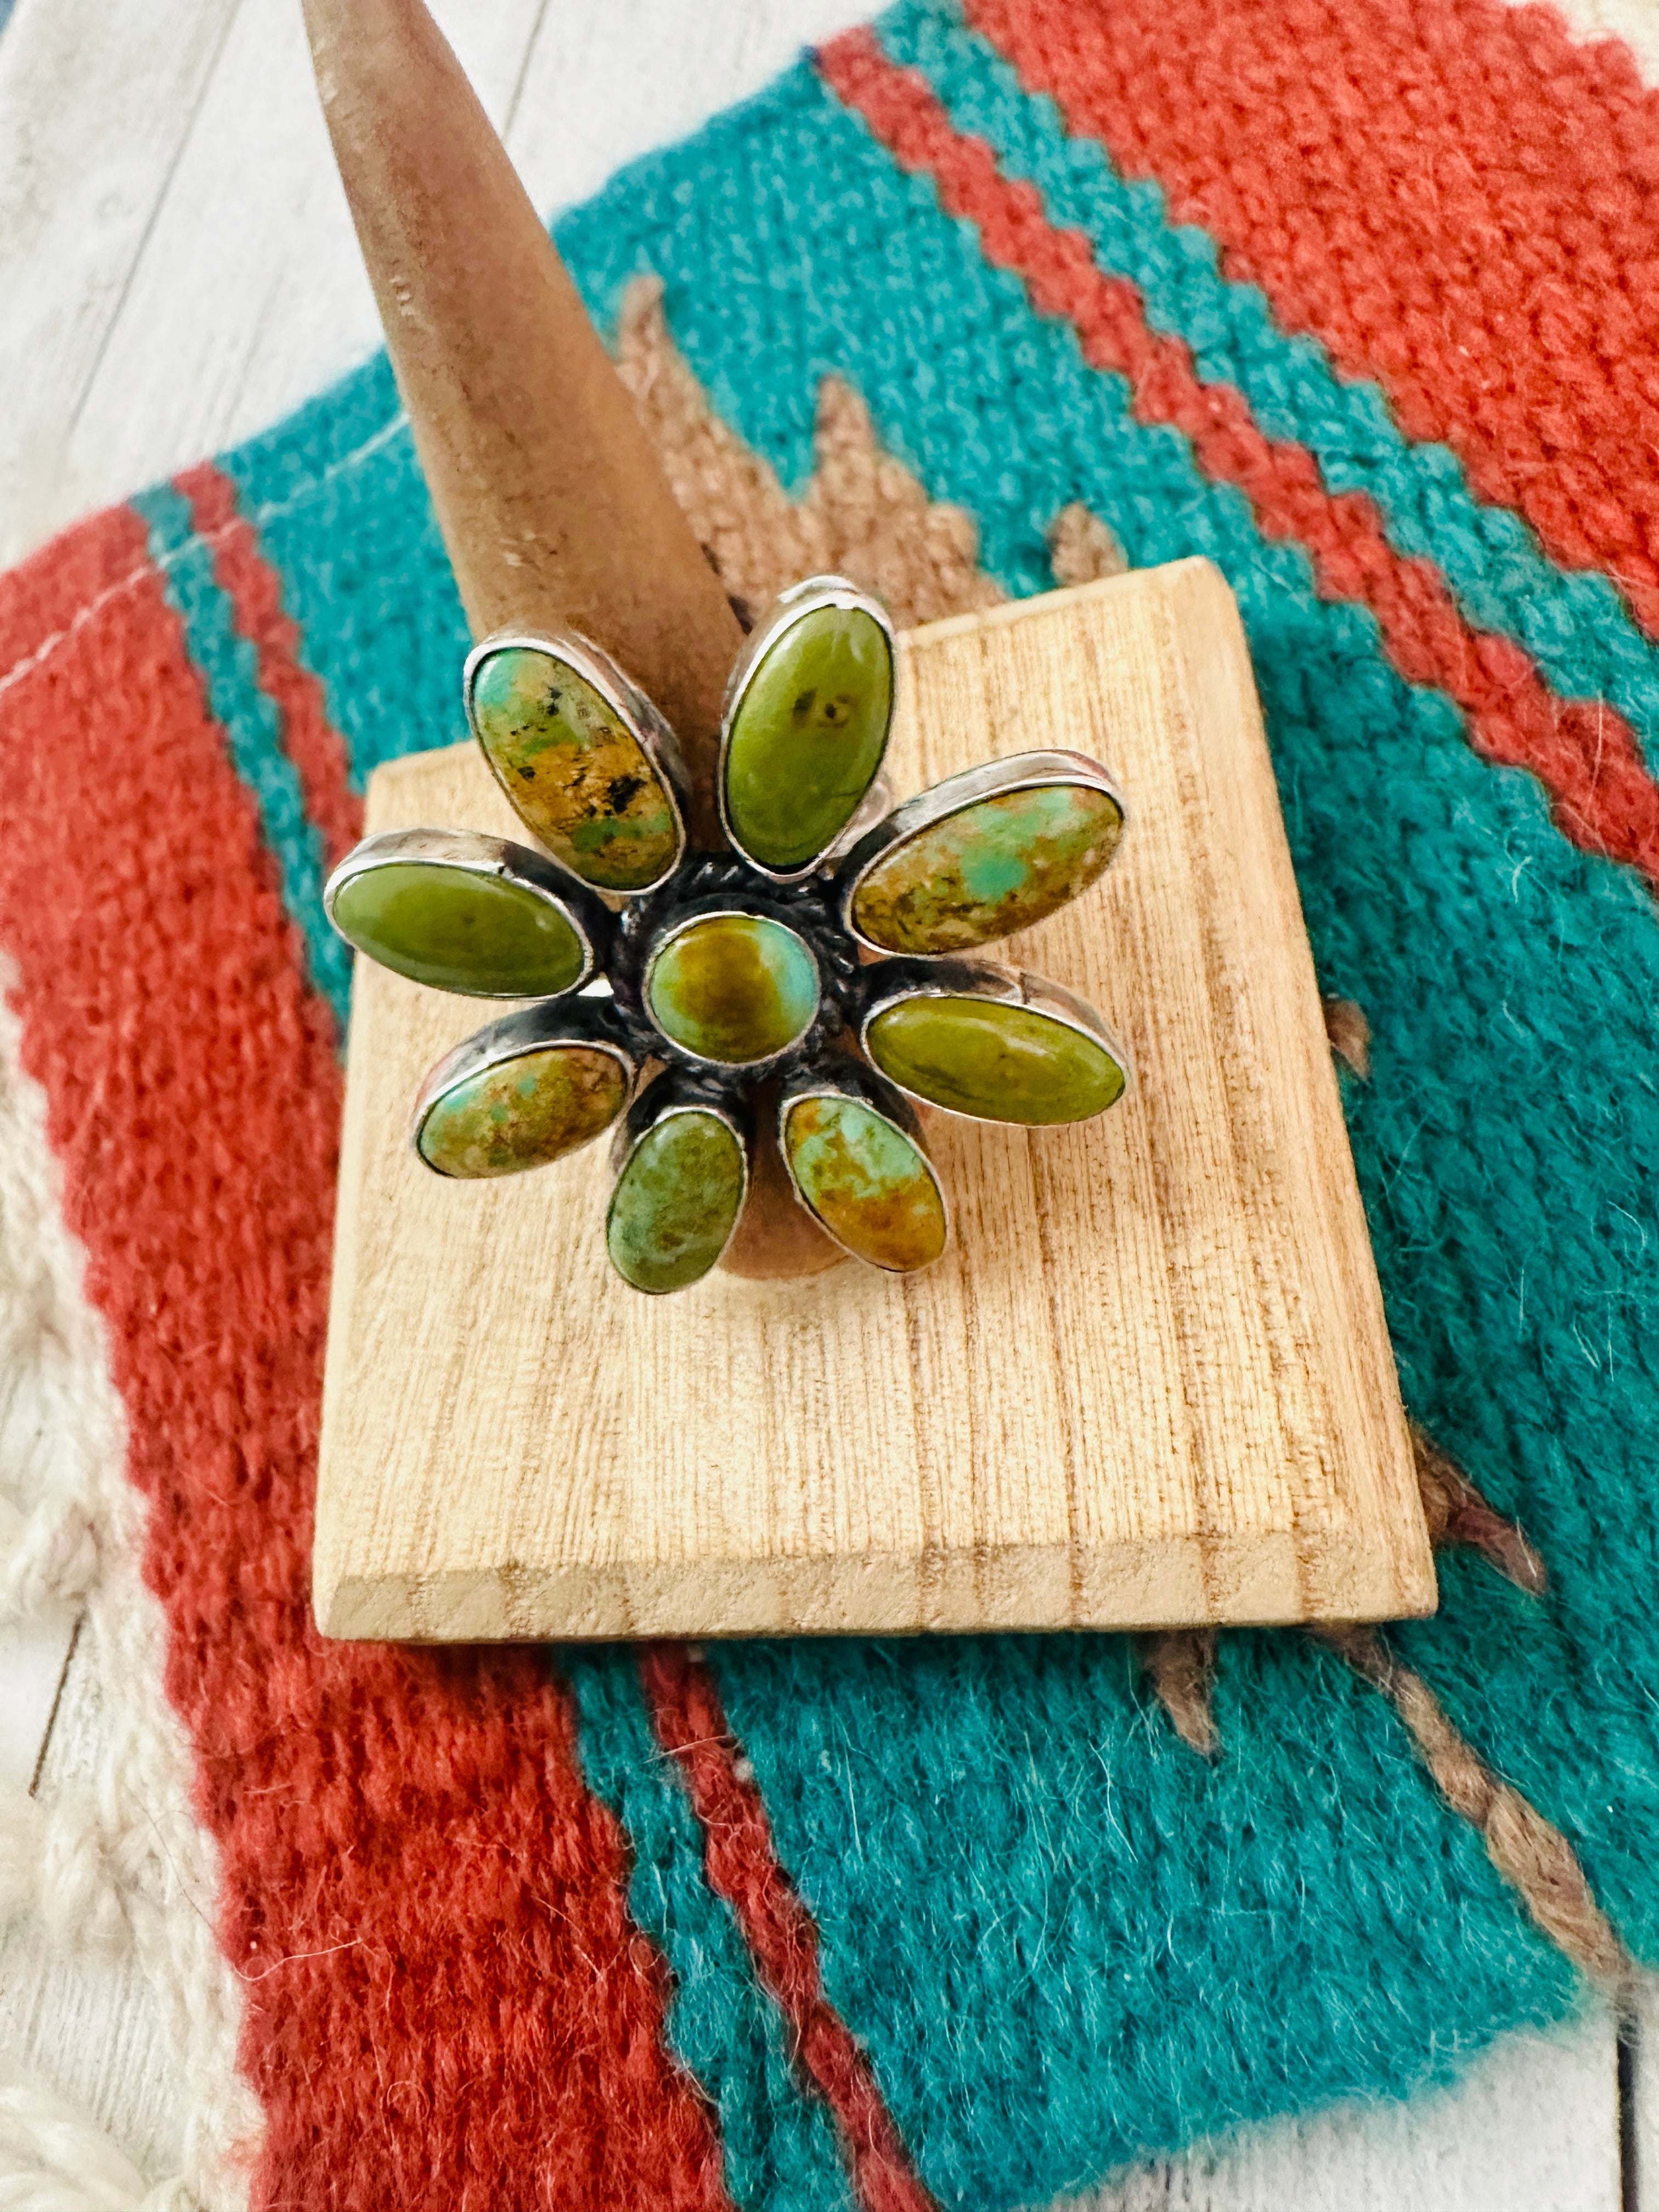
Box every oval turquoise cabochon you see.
[469,644,681,894]
[866,994,1126,1125]
[332,860,588,998]
[851,782,1124,955]
[607,1109,747,1294]
[724,604,893,871]
[646,912,821,1065]
[416,1045,627,1177]
[782,1092,946,1272]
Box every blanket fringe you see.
[0,2071,199,2211]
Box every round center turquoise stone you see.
[646,912,820,1065]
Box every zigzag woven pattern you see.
[1,3,1656,2205]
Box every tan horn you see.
[304,0,840,1277]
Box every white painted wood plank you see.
[1071,2012,1622,2212]
[0,0,889,569]
[0,0,236,567]
[0,1630,190,2187]
[502,0,889,222]
[0,0,545,568]
[1632,1979,1657,2211]
[58,0,549,556]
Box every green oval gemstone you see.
[782,1094,946,1272]
[332,861,586,997]
[852,783,1124,955]
[607,1109,747,1294]
[866,995,1125,1125]
[471,645,680,893]
[725,605,893,870]
[647,913,820,1065]
[416,1045,626,1177]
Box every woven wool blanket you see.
[2,1,1657,2205]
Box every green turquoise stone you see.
[724,605,892,870]
[647,913,820,1065]
[866,994,1125,1125]
[851,783,1124,954]
[331,861,586,997]
[782,1094,946,1272]
[607,1109,747,1294]
[470,645,680,893]
[416,1045,626,1177]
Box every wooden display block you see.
[313,562,1435,1641]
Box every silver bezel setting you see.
[324,825,607,998]
[606,1094,752,1295]
[410,1000,637,1175]
[776,1063,949,1274]
[857,958,1134,1126]
[640,905,823,1073]
[716,573,898,886]
[820,774,895,868]
[463,623,692,900]
[836,749,1127,956]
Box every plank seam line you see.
[503,0,555,142]
[61,0,251,446]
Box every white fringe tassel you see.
[0,2073,198,2211]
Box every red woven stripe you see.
[0,507,731,2212]
[639,1644,936,2212]
[819,28,1659,891]
[176,462,364,867]
[963,0,1659,637]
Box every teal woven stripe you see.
[219,364,471,793]
[883,1,1659,764]
[561,1651,854,2212]
[130,482,352,1025]
[713,1629,1579,2206]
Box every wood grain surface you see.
[314,562,1434,1641]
